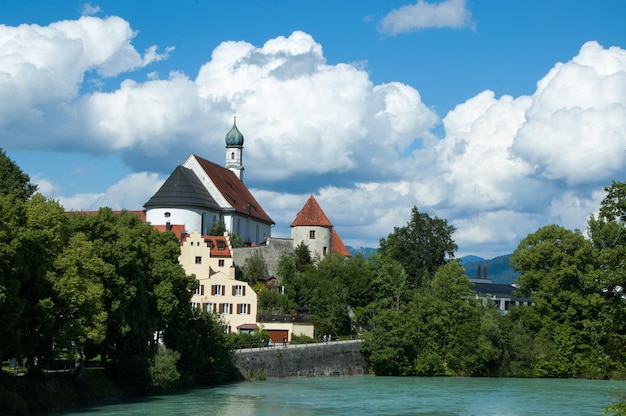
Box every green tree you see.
[208,220,244,247]
[501,304,540,377]
[293,241,313,271]
[378,206,457,288]
[242,251,268,286]
[148,345,181,389]
[588,181,626,377]
[0,151,45,366]
[229,232,244,248]
[51,232,108,361]
[0,193,26,361]
[372,256,408,311]
[209,220,226,236]
[18,195,69,368]
[0,147,37,200]
[510,224,604,377]
[68,209,194,390]
[363,261,498,377]
[277,250,308,307]
[164,311,237,385]
[311,253,351,336]
[340,252,375,309]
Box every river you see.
[49,376,626,415]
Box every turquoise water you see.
[50,376,626,415]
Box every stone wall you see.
[232,238,293,278]
[234,341,369,379]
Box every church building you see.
[144,119,274,246]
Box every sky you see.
[1,0,625,259]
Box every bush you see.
[290,334,315,345]
[148,346,181,389]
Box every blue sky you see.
[1,0,625,258]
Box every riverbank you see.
[1,368,125,415]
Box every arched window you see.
[231,152,235,159]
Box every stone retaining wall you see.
[234,341,369,379]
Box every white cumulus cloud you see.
[511,41,626,185]
[378,0,474,35]
[1,14,625,259]
[60,172,163,212]
[0,16,171,142]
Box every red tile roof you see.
[192,154,274,225]
[204,236,232,257]
[331,228,351,257]
[153,224,186,240]
[178,232,232,256]
[290,195,332,227]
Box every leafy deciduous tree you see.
[379,206,457,288]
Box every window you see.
[231,152,235,160]
[309,230,315,239]
[220,303,232,315]
[195,256,202,264]
[218,259,225,267]
[217,240,226,250]
[193,284,205,296]
[191,302,199,311]
[206,303,215,313]
[212,284,225,296]
[238,303,250,314]
[233,285,245,296]
[323,247,327,256]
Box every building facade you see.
[181,231,258,333]
[145,119,274,246]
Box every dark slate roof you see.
[192,154,275,225]
[144,165,221,210]
[472,281,531,301]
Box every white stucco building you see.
[144,119,274,246]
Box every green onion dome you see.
[225,117,244,147]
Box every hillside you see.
[347,246,378,258]
[461,254,518,285]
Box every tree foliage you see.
[242,251,268,285]
[0,148,37,201]
[379,206,457,288]
[0,151,237,397]
[5,145,626,401]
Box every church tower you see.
[225,117,244,181]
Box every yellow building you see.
[181,231,257,334]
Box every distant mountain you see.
[461,254,518,285]
[460,255,484,264]
[347,246,377,258]
[345,249,518,284]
